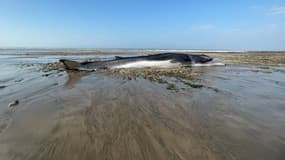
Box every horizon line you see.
[0,47,285,52]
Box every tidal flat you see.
[0,50,285,160]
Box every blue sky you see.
[0,0,285,50]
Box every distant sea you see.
[0,48,246,55]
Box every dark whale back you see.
[60,53,214,71]
[114,53,212,64]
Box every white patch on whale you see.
[112,58,225,69]
[112,60,181,69]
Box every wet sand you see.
[1,51,285,160]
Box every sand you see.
[0,51,285,160]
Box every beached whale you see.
[60,53,223,71]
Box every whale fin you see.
[60,59,81,70]
[115,56,124,60]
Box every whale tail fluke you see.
[60,59,81,70]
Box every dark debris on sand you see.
[20,62,65,73]
[40,62,218,92]
[208,52,285,66]
[109,68,216,92]
[19,62,65,78]
[20,61,224,92]
[41,62,65,73]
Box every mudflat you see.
[0,50,285,160]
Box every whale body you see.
[60,53,223,71]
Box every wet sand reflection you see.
[1,66,285,160]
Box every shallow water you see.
[0,53,285,160]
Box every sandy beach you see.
[1,49,285,160]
